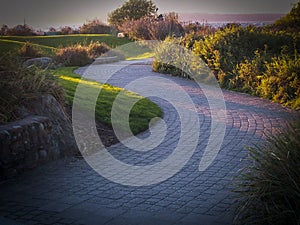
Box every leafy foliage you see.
[234,121,300,225]
[230,50,268,95]
[193,24,295,87]
[108,0,156,28]
[260,53,300,110]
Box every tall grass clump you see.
[0,55,64,124]
[55,42,112,66]
[18,41,43,58]
[87,41,110,58]
[55,44,92,66]
[234,121,300,225]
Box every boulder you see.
[23,57,55,69]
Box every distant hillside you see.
[179,13,285,23]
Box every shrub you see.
[229,50,269,94]
[79,19,112,34]
[193,24,295,87]
[87,41,110,58]
[183,23,216,37]
[234,121,300,225]
[55,44,92,66]
[0,55,64,124]
[121,18,151,40]
[149,13,185,40]
[153,36,212,81]
[152,37,189,77]
[120,12,184,41]
[18,42,42,58]
[259,52,300,110]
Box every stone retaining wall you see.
[0,95,78,180]
[0,116,58,178]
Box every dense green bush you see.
[229,50,268,95]
[234,121,300,225]
[192,24,295,87]
[260,53,300,110]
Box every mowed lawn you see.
[0,34,132,56]
[0,34,131,48]
[54,67,162,135]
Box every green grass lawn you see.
[0,34,154,60]
[0,34,132,57]
[54,67,162,135]
[0,34,132,48]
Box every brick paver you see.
[0,59,298,225]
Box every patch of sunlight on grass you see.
[54,66,162,134]
[58,75,142,97]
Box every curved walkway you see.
[0,59,298,225]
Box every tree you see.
[108,0,156,28]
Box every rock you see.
[25,95,78,156]
[23,57,55,69]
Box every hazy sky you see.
[0,0,298,29]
